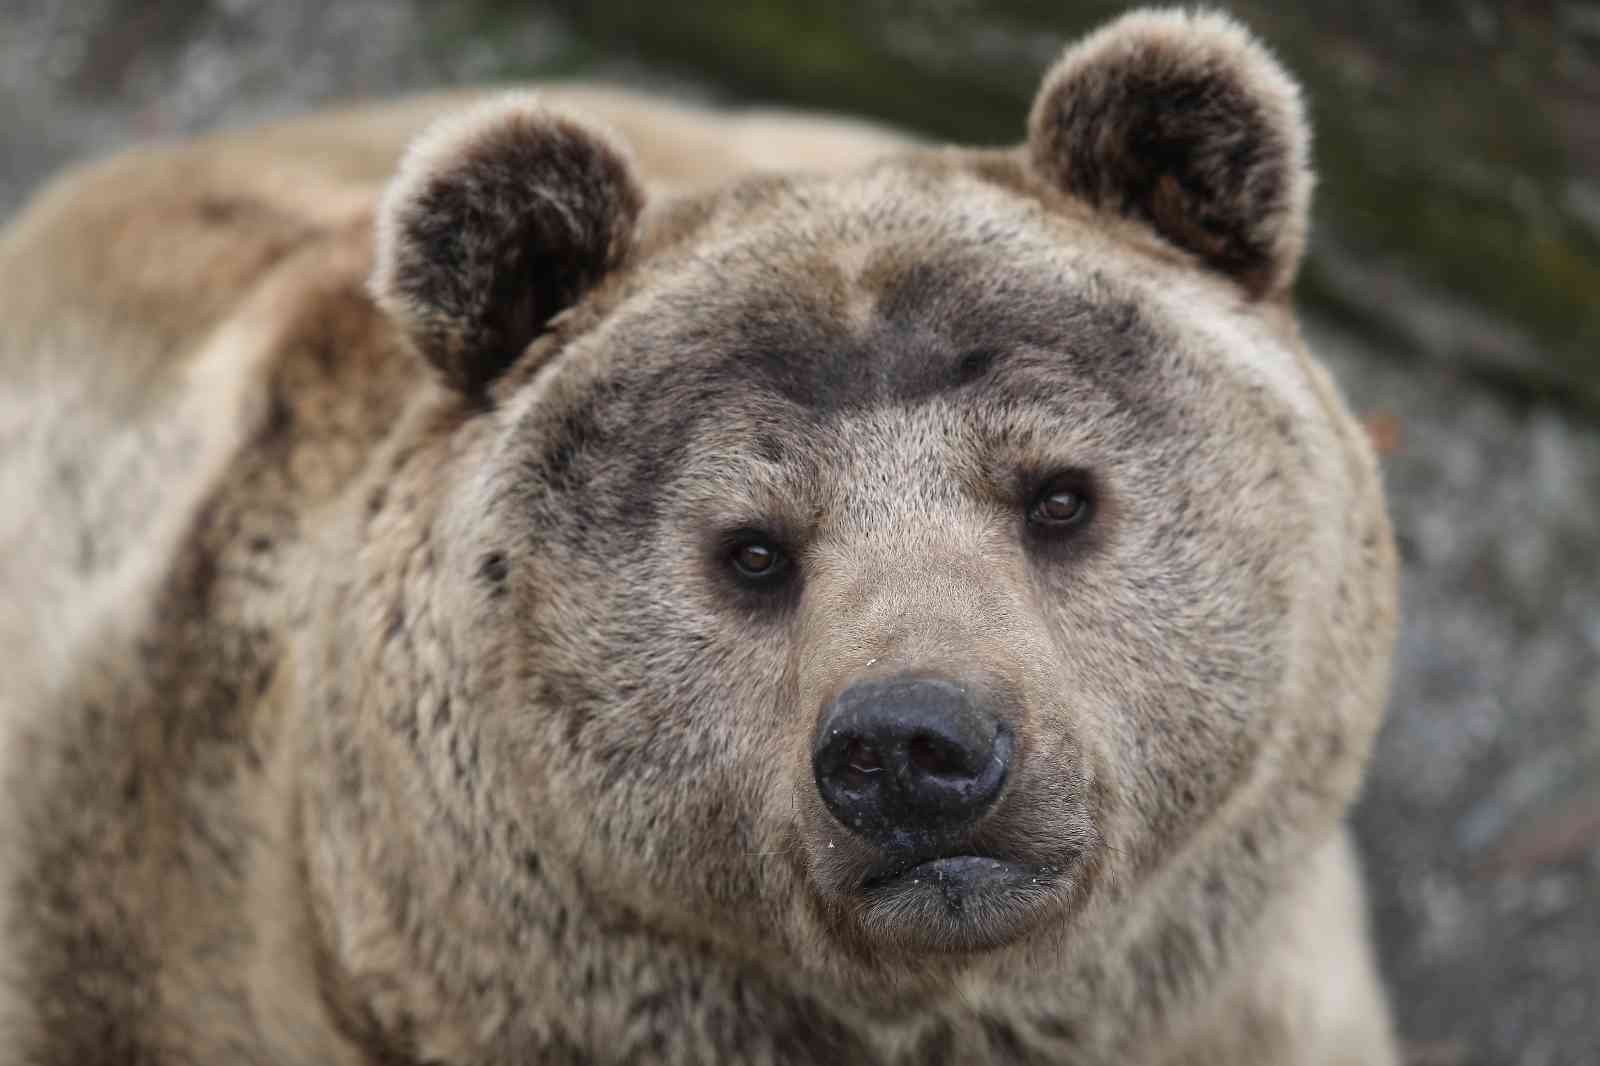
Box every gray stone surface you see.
[2,2,1596,1064]
[1321,322,1600,1066]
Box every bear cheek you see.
[1027,567,1281,869]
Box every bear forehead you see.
[498,156,1315,523]
[578,161,1201,418]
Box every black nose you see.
[812,675,1012,848]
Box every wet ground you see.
[3,2,1597,1063]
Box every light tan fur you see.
[0,10,1397,1065]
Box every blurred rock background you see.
[1,2,1595,1063]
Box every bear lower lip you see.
[850,855,1067,952]
[861,854,1057,895]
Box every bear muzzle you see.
[805,672,1081,952]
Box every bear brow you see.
[703,293,1145,417]
[708,331,1007,415]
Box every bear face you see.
[441,171,1312,957]
[297,7,1394,1052]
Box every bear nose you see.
[812,675,1012,848]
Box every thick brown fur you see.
[0,9,1397,1065]
[1028,9,1311,296]
[370,94,645,396]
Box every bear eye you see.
[728,534,790,583]
[1027,478,1094,530]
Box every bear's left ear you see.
[371,95,645,395]
[1026,9,1311,298]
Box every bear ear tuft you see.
[371,95,645,395]
[1026,8,1312,297]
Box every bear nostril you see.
[843,739,884,788]
[907,733,963,778]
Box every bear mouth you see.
[851,853,1071,952]
[860,853,1060,894]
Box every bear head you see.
[314,7,1395,1041]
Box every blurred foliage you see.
[456,0,1600,413]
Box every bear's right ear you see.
[1026,9,1311,298]
[371,95,645,395]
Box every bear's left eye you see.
[1027,476,1095,531]
[727,534,791,584]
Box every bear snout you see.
[811,674,1012,851]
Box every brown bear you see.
[0,9,1399,1065]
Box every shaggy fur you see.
[370,95,645,395]
[1027,9,1311,297]
[0,9,1397,1065]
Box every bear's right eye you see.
[1025,472,1097,536]
[727,534,791,585]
